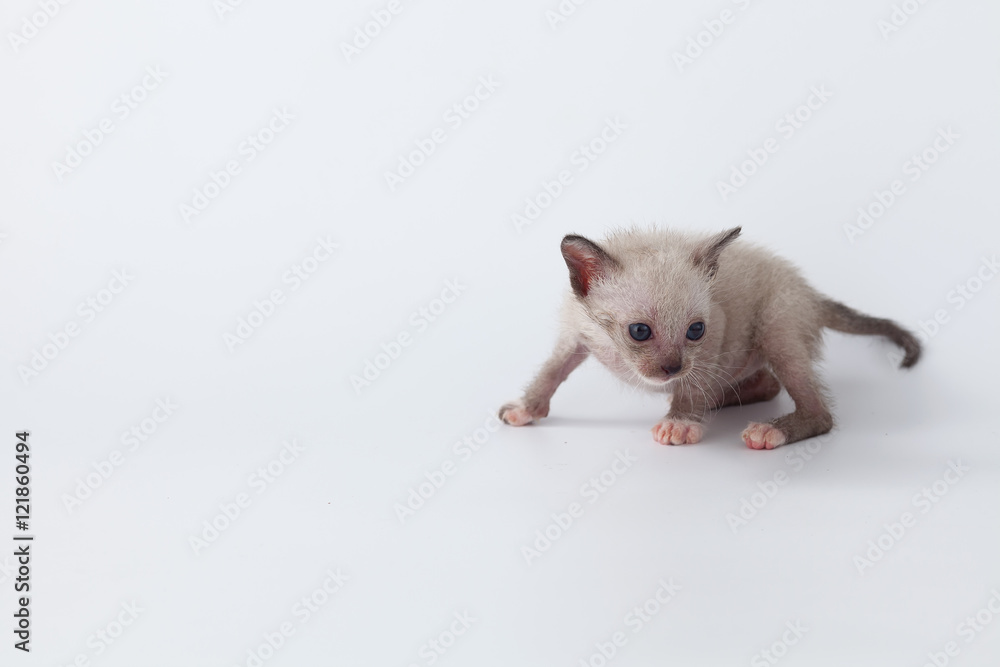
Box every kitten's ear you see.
[561,235,619,297]
[692,226,741,278]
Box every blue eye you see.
[686,322,705,340]
[629,323,652,341]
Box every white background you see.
[2,0,999,665]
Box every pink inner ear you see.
[578,256,601,292]
[562,235,617,297]
[565,247,603,295]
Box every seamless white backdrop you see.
[1,0,999,665]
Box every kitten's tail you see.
[820,299,922,368]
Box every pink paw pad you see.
[741,422,787,450]
[651,420,703,446]
[500,404,534,426]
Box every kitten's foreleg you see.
[651,382,714,445]
[742,352,832,450]
[499,339,589,426]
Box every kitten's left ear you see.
[561,235,620,298]
[692,226,741,278]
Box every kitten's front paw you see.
[741,422,788,450]
[499,400,546,426]
[651,419,703,445]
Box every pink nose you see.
[661,363,682,376]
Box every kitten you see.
[499,227,921,449]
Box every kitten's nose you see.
[661,363,682,376]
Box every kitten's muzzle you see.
[661,362,683,376]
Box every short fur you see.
[499,226,921,449]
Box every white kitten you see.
[500,227,920,449]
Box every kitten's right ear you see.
[692,226,741,279]
[561,235,619,298]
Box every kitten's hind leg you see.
[741,353,832,450]
[716,368,782,408]
[499,339,589,426]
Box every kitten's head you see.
[561,227,741,387]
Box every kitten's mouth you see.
[642,368,687,385]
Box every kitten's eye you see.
[629,323,652,341]
[686,322,705,341]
